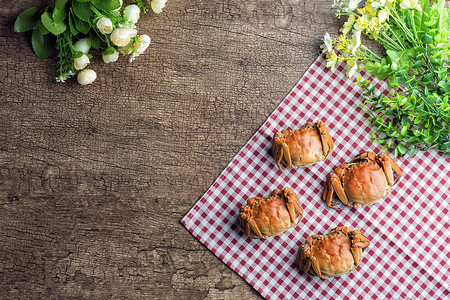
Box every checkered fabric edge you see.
[181,53,450,300]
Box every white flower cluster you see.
[72,4,153,85]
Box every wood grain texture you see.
[0,0,340,299]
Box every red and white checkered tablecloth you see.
[181,54,450,300]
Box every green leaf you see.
[73,51,84,59]
[89,30,100,50]
[31,26,56,60]
[365,61,389,80]
[55,0,69,10]
[91,0,121,11]
[52,5,69,23]
[68,12,79,35]
[41,11,67,35]
[38,19,50,35]
[397,144,409,155]
[401,125,409,136]
[102,46,116,55]
[73,1,91,21]
[74,15,90,34]
[388,75,399,87]
[386,49,416,70]
[14,7,40,32]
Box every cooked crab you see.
[323,151,402,208]
[296,226,370,279]
[272,120,334,172]
[239,187,303,239]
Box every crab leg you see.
[248,217,265,239]
[351,247,363,268]
[388,155,402,185]
[273,133,285,172]
[379,154,395,186]
[317,120,333,159]
[317,121,329,157]
[283,142,293,168]
[323,174,335,208]
[311,256,326,279]
[326,133,334,159]
[284,188,303,225]
[353,151,376,162]
[329,172,351,207]
[350,230,370,267]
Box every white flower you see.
[124,5,141,24]
[73,38,91,54]
[123,35,151,62]
[56,70,74,83]
[378,8,389,23]
[347,30,361,55]
[346,0,362,12]
[321,33,333,53]
[126,34,151,54]
[151,0,168,14]
[74,54,90,70]
[371,0,386,9]
[341,15,355,35]
[77,69,97,85]
[400,0,422,11]
[96,17,113,35]
[102,50,119,63]
[110,27,136,47]
[346,60,358,77]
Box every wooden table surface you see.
[0,1,340,299]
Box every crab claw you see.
[349,230,370,267]
[239,205,265,239]
[378,152,402,187]
[316,120,334,159]
[283,187,303,225]
[273,132,286,172]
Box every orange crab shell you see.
[323,151,402,208]
[239,188,303,239]
[296,226,370,279]
[272,120,334,172]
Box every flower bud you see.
[123,5,141,24]
[110,28,134,47]
[73,38,91,54]
[96,17,113,35]
[77,69,97,85]
[102,50,119,63]
[136,34,151,54]
[74,54,90,70]
[121,34,151,55]
[151,0,168,14]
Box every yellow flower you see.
[341,15,356,35]
[346,60,358,77]
[355,15,369,31]
[326,50,338,71]
[336,34,349,52]
[358,5,377,18]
